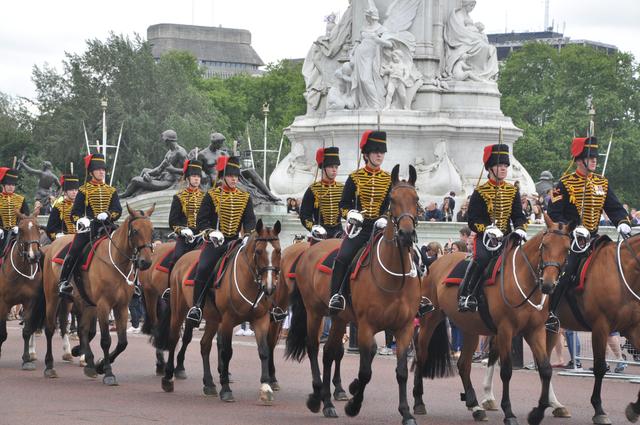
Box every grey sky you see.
[1,0,638,100]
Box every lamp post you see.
[262,102,269,183]
[101,98,108,155]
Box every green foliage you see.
[499,43,640,204]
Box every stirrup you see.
[458,295,478,313]
[270,307,288,323]
[186,306,202,325]
[133,284,142,298]
[328,294,346,314]
[161,288,171,301]
[416,296,435,318]
[58,281,73,298]
[545,313,560,333]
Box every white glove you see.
[96,212,109,221]
[76,217,91,233]
[208,230,224,247]
[55,233,65,239]
[0,228,4,239]
[11,226,19,235]
[515,228,528,241]
[347,210,364,226]
[483,226,504,251]
[374,217,388,229]
[618,222,632,237]
[180,228,194,239]
[310,225,327,240]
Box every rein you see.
[7,239,40,280]
[231,235,280,311]
[616,234,640,302]
[101,215,153,286]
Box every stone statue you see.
[327,62,355,110]
[269,142,316,197]
[17,159,60,214]
[194,132,229,186]
[443,0,498,82]
[535,170,555,196]
[414,141,464,200]
[120,129,187,198]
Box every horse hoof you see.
[259,384,274,405]
[306,394,321,413]
[482,399,498,411]
[348,379,360,396]
[527,407,544,425]
[220,391,235,403]
[592,414,612,425]
[29,353,37,361]
[44,368,58,378]
[203,385,218,397]
[21,362,36,371]
[503,417,518,425]
[626,403,640,423]
[161,378,174,392]
[174,369,187,380]
[103,375,118,386]
[552,407,571,418]
[62,353,73,362]
[403,418,418,425]
[270,381,280,392]
[413,404,427,416]
[323,406,338,418]
[473,409,488,421]
[155,365,165,376]
[79,359,87,367]
[83,365,96,378]
[71,345,81,357]
[334,390,349,401]
[344,399,361,417]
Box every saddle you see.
[213,239,242,288]
[52,235,108,271]
[574,235,612,292]
[0,234,16,266]
[285,250,306,281]
[155,247,176,273]
[443,255,503,287]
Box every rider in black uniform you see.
[46,173,80,240]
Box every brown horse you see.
[42,204,155,384]
[414,215,570,425]
[287,165,440,425]
[0,209,45,370]
[153,219,282,403]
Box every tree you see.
[499,43,640,204]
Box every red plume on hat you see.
[482,145,492,164]
[0,167,9,183]
[182,159,190,175]
[83,154,94,170]
[360,130,373,150]
[315,148,324,166]
[59,175,65,186]
[216,155,229,172]
[571,137,587,158]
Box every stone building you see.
[147,23,264,79]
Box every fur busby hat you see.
[360,130,387,154]
[483,144,511,170]
[216,155,241,177]
[315,146,341,168]
[84,153,107,172]
[0,167,18,185]
[182,159,203,178]
[571,136,598,160]
[60,174,80,191]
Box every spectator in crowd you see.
[564,329,582,370]
[441,197,455,222]
[286,198,299,215]
[600,212,612,226]
[459,226,471,246]
[446,191,456,211]
[456,198,469,222]
[634,211,640,226]
[424,202,443,222]
[521,193,533,218]
[450,240,467,253]
[530,203,544,224]
[420,241,443,268]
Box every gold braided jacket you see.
[52,197,76,235]
[474,180,521,233]
[307,180,344,228]
[558,172,608,232]
[176,187,205,231]
[73,181,118,222]
[208,187,250,238]
[344,167,391,220]
[0,193,25,229]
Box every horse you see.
[42,204,155,384]
[481,231,640,424]
[413,215,571,425]
[0,209,45,370]
[153,218,281,404]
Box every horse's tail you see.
[284,283,307,362]
[422,320,455,379]
[487,335,499,367]
[27,283,47,332]
[141,293,162,336]
[151,293,172,351]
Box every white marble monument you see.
[269,0,535,203]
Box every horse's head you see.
[16,207,42,264]
[389,164,419,249]
[125,203,156,271]
[537,213,571,294]
[251,219,282,297]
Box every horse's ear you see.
[543,212,554,229]
[391,164,400,185]
[145,203,156,217]
[273,220,281,235]
[408,165,417,186]
[255,219,263,234]
[126,203,135,216]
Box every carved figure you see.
[194,132,229,186]
[327,62,355,110]
[17,159,61,214]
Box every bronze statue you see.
[194,132,229,186]
[17,159,60,214]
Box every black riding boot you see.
[58,255,77,298]
[457,261,481,313]
[186,279,208,326]
[328,260,348,315]
[545,278,569,333]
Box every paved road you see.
[1,322,637,425]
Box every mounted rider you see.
[186,155,256,325]
[545,136,631,332]
[0,167,29,253]
[457,143,528,313]
[46,173,80,241]
[299,146,344,240]
[168,159,205,270]
[327,130,392,314]
[58,153,123,298]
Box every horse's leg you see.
[254,315,274,405]
[590,326,612,424]
[174,322,193,380]
[480,362,499,411]
[266,320,281,391]
[458,332,486,421]
[60,307,72,362]
[344,323,376,418]
[543,330,570,417]
[304,311,325,415]
[96,304,129,374]
[21,302,36,370]
[43,296,58,377]
[200,319,218,396]
[412,314,445,415]
[319,317,344,418]
[217,319,235,402]
[96,303,117,386]
[395,322,418,425]
[79,307,97,378]
[497,329,517,425]
[624,327,640,422]
[523,327,552,425]
[329,317,348,401]
[160,304,184,393]
[0,315,6,360]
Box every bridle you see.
[386,183,418,246]
[102,214,154,286]
[232,234,281,310]
[4,219,42,280]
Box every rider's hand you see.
[180,228,194,239]
[374,217,388,229]
[347,210,364,226]
[11,226,19,235]
[208,230,224,247]
[76,217,91,233]
[0,228,4,239]
[515,228,528,241]
[310,225,327,240]
[96,212,109,222]
[618,222,632,237]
